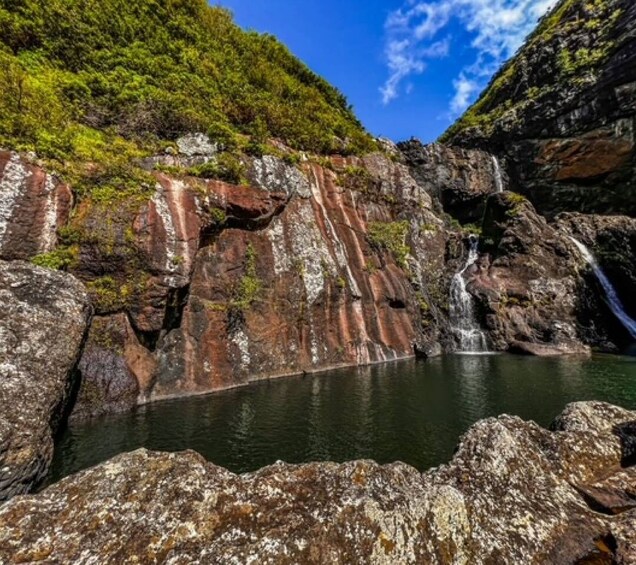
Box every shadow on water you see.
[48,354,636,484]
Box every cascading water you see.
[570,237,636,340]
[491,155,504,193]
[449,235,489,352]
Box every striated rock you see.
[0,151,72,261]
[19,148,449,409]
[1,401,634,563]
[151,154,445,399]
[0,261,91,501]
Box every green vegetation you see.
[187,154,246,185]
[232,243,262,310]
[0,0,374,201]
[557,46,614,76]
[31,246,79,270]
[441,0,622,141]
[86,275,138,312]
[210,207,228,226]
[340,165,372,191]
[505,192,528,217]
[368,221,411,269]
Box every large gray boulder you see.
[0,401,634,563]
[0,261,91,501]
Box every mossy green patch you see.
[368,221,411,269]
[31,245,79,270]
[232,243,262,310]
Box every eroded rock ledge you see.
[1,401,634,563]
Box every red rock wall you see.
[150,156,442,399]
[0,149,447,408]
[0,151,72,260]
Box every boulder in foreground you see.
[0,401,634,563]
[0,261,91,502]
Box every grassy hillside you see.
[0,0,374,183]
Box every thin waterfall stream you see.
[570,237,636,340]
[449,235,489,352]
[492,155,504,193]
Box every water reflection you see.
[48,354,636,484]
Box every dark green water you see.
[49,354,636,483]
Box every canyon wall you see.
[2,138,635,422]
[444,0,636,218]
[0,147,468,416]
[1,0,635,420]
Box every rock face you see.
[0,151,72,261]
[465,193,588,354]
[0,144,462,411]
[1,401,634,563]
[0,261,91,501]
[460,193,636,354]
[0,128,634,421]
[399,139,507,224]
[444,0,636,218]
[558,213,636,350]
[150,154,445,399]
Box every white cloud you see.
[450,73,479,115]
[380,0,558,115]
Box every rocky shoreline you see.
[0,401,634,564]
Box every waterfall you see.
[570,237,636,340]
[491,155,504,193]
[449,235,489,352]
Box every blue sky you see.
[216,0,556,143]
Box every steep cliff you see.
[0,0,634,427]
[443,0,636,218]
[0,145,468,412]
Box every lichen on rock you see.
[0,401,634,563]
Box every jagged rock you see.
[1,401,634,563]
[445,0,636,218]
[247,154,312,198]
[0,148,447,408]
[398,139,506,223]
[467,192,589,354]
[151,154,444,399]
[0,261,91,501]
[0,151,72,261]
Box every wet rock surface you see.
[1,401,634,563]
[0,261,91,501]
[557,213,636,350]
[455,191,636,355]
[466,192,589,354]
